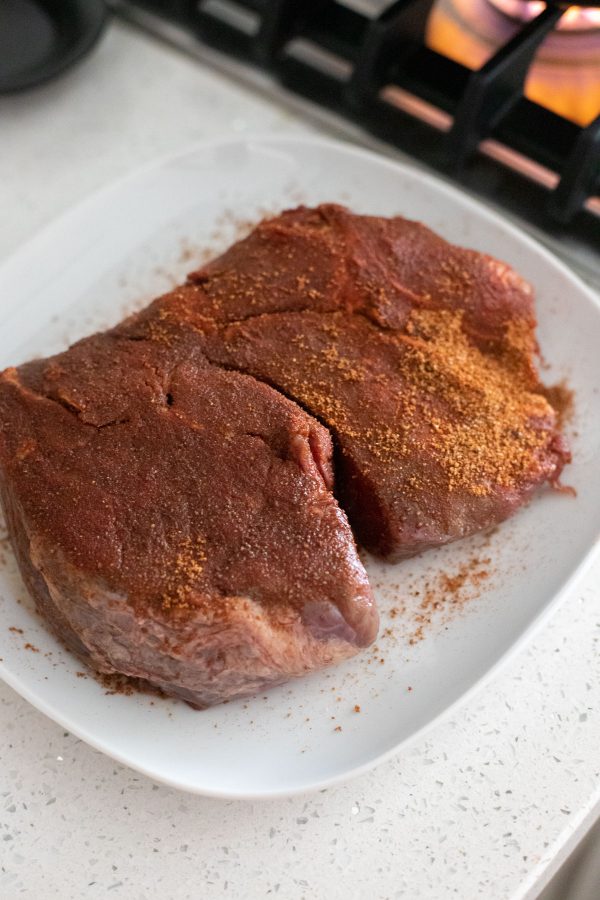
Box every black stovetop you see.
[113,0,600,283]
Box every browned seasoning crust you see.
[0,205,570,706]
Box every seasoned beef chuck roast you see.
[0,205,569,705]
[129,204,570,558]
[0,333,376,708]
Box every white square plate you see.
[0,136,598,798]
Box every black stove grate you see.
[123,0,600,230]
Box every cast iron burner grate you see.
[114,1,600,258]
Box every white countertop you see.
[0,19,598,900]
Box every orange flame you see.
[426,0,600,125]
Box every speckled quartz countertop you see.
[0,19,599,900]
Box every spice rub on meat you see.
[130,204,570,558]
[0,333,376,708]
[0,205,570,706]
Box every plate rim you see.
[0,133,599,799]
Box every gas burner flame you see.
[427,0,600,125]
[488,0,600,30]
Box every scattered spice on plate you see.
[378,547,497,649]
[96,671,166,701]
[543,379,574,428]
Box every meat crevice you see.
[0,204,570,707]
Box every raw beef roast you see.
[127,204,570,558]
[0,333,376,707]
[0,205,569,706]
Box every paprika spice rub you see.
[0,204,570,707]
[137,203,569,559]
[0,333,377,708]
